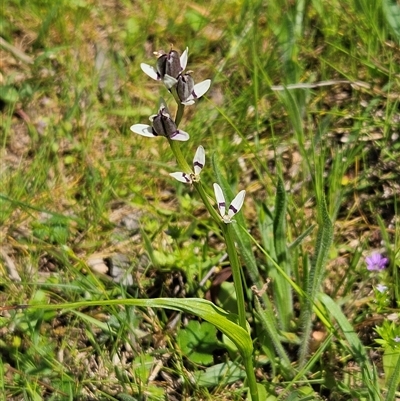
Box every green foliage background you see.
[1,0,399,399]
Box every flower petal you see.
[130,124,156,137]
[170,130,190,141]
[228,190,246,219]
[193,146,205,176]
[193,79,211,98]
[180,47,188,71]
[181,98,196,106]
[213,183,226,217]
[366,253,388,270]
[376,284,388,293]
[181,79,211,105]
[140,63,160,81]
[170,172,192,183]
[163,74,178,89]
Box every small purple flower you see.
[366,253,388,271]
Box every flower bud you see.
[156,50,182,80]
[177,74,195,103]
[148,106,189,141]
[151,107,176,137]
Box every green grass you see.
[1,0,400,400]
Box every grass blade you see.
[319,293,382,401]
[382,0,400,43]
[272,176,293,331]
[386,350,400,400]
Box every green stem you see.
[167,99,189,172]
[174,99,185,127]
[193,181,222,222]
[244,356,259,401]
[168,139,191,173]
[222,224,247,330]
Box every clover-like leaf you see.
[177,320,220,365]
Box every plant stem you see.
[194,181,222,222]
[168,139,191,173]
[174,98,185,127]
[244,356,259,401]
[169,95,258,401]
[222,224,247,330]
[223,224,259,401]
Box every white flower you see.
[213,183,245,224]
[130,101,189,141]
[376,284,388,293]
[140,48,188,89]
[170,146,205,183]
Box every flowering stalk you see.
[169,120,259,401]
[172,91,185,127]
[169,69,256,397]
[168,138,192,174]
[134,46,258,401]
[221,224,247,329]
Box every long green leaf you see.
[254,297,292,374]
[272,176,293,330]
[299,197,333,365]
[386,350,400,401]
[28,297,253,360]
[382,0,400,43]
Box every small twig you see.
[270,79,400,100]
[199,252,228,287]
[148,357,167,382]
[270,79,372,91]
[0,248,21,281]
[0,36,34,64]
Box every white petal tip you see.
[213,183,226,217]
[194,79,211,98]
[170,172,192,183]
[171,130,190,141]
[193,146,205,175]
[140,63,159,81]
[180,47,189,71]
[182,80,211,105]
[130,124,155,137]
[228,190,246,218]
